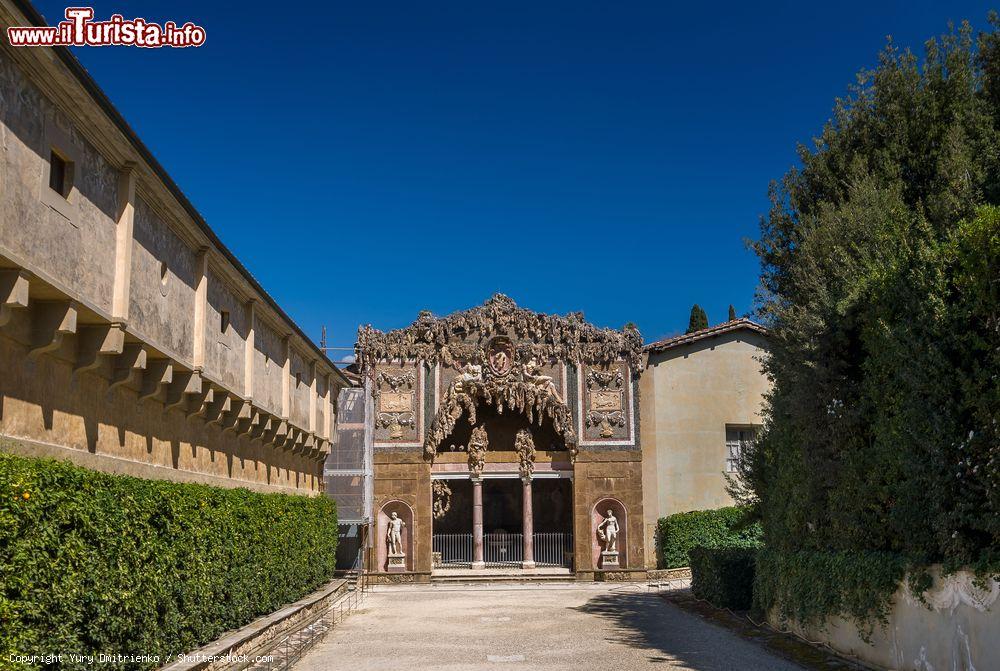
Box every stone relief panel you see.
[436,351,565,411]
[580,361,633,444]
[374,362,423,447]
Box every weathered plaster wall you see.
[639,331,770,566]
[129,197,197,361]
[573,450,645,575]
[0,53,118,316]
[776,568,999,671]
[253,319,285,417]
[203,266,247,391]
[373,452,432,580]
[0,32,342,493]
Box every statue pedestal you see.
[387,552,407,573]
[600,551,620,569]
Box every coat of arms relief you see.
[375,370,417,440]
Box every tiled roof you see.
[643,318,768,353]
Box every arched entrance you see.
[429,391,575,571]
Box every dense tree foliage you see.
[737,16,1000,592]
[686,304,709,333]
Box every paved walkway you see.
[293,583,804,670]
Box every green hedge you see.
[754,548,910,638]
[690,546,758,610]
[0,452,337,670]
[656,506,761,569]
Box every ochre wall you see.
[0,39,341,492]
[0,335,321,493]
[639,330,770,566]
[373,453,432,580]
[573,450,645,576]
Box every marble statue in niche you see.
[597,509,620,568]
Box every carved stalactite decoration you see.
[515,429,536,478]
[432,480,452,519]
[467,424,488,478]
[424,376,577,460]
[356,293,642,373]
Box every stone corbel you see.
[220,399,250,434]
[206,392,233,427]
[0,269,30,328]
[181,379,213,417]
[109,343,147,391]
[164,370,202,412]
[29,300,78,358]
[139,359,174,403]
[270,420,290,448]
[237,407,260,437]
[249,413,273,442]
[74,323,126,375]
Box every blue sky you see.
[31,0,997,359]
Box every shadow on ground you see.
[574,589,804,670]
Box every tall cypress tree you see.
[686,304,708,333]
[728,305,737,321]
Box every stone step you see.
[431,572,576,584]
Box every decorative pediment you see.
[356,294,642,372]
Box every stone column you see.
[472,477,485,569]
[522,476,535,569]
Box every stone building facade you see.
[354,302,770,578]
[0,0,347,493]
[639,319,771,565]
[357,295,647,580]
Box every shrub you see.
[690,546,758,610]
[0,452,338,670]
[656,506,761,569]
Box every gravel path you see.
[293,583,804,670]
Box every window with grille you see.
[725,425,757,472]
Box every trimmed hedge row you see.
[0,452,337,670]
[656,506,761,569]
[689,546,757,610]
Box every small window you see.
[49,150,71,197]
[725,425,757,472]
[220,310,230,334]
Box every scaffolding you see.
[324,384,373,570]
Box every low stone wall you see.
[160,579,347,671]
[771,567,999,671]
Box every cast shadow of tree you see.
[573,589,799,670]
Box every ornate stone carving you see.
[486,336,515,378]
[374,370,417,440]
[432,480,452,519]
[356,293,643,373]
[521,357,563,403]
[587,409,626,438]
[425,374,576,460]
[467,425,488,478]
[585,366,627,438]
[515,429,536,478]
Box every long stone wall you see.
[774,567,999,671]
[0,2,345,492]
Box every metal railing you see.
[246,572,369,671]
[533,532,572,567]
[433,533,574,568]
[433,533,473,566]
[484,532,522,567]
